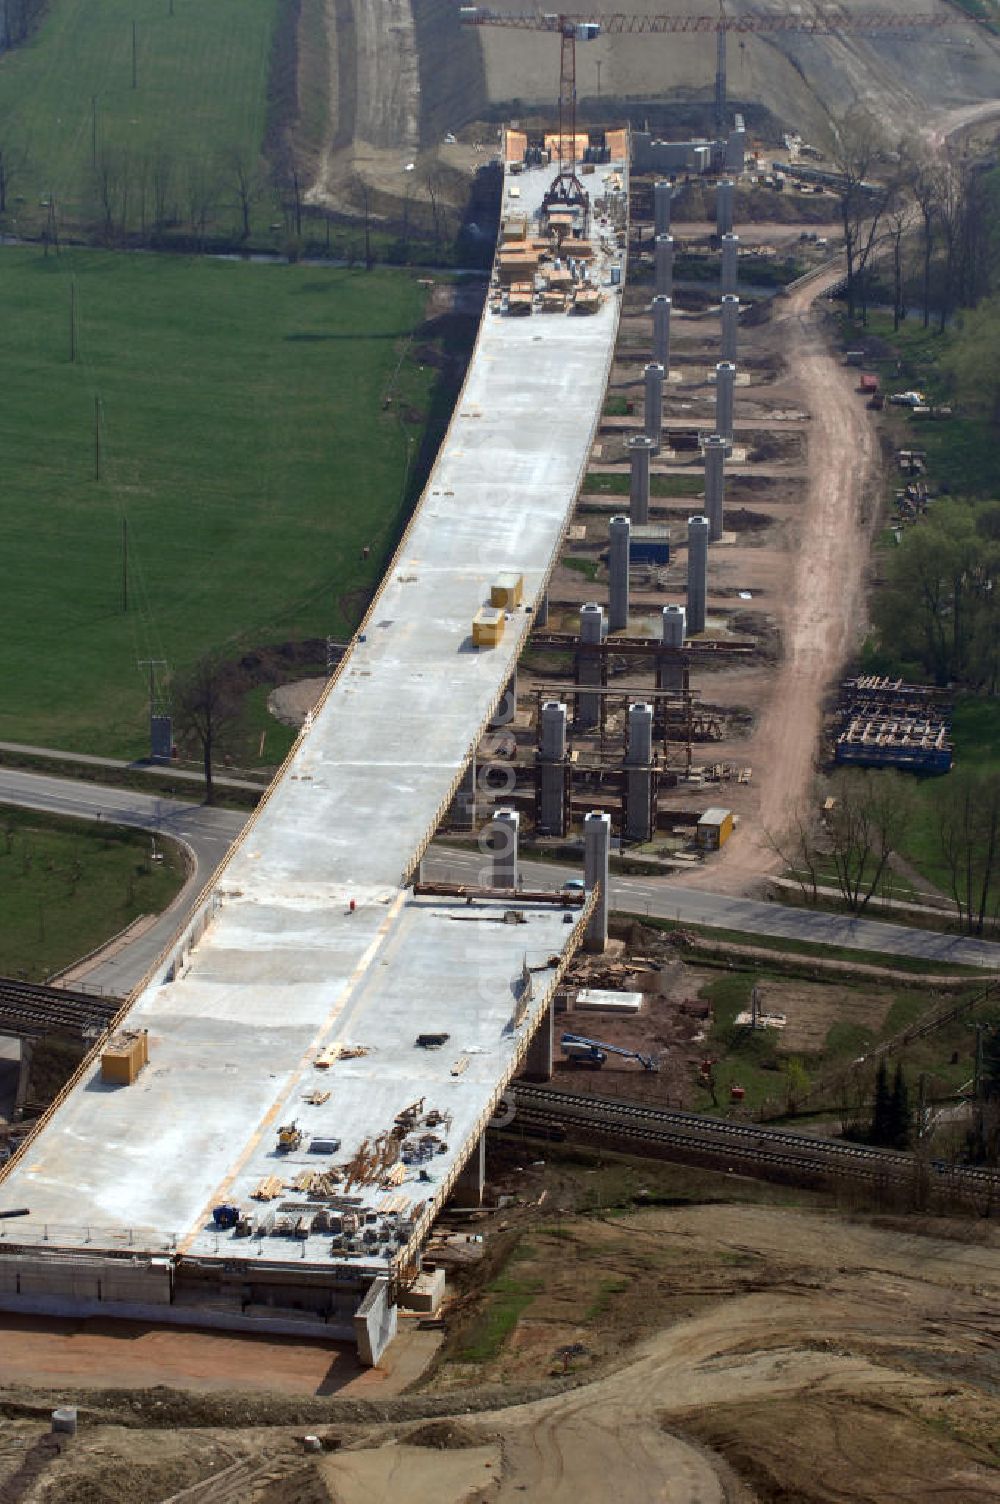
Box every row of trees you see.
[775,767,999,937]
[89,147,289,249]
[0,132,467,261]
[0,0,44,51]
[826,110,1000,333]
[868,1060,911,1150]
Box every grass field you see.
[0,807,186,981]
[0,0,281,238]
[0,245,434,755]
[897,697,1000,906]
[692,967,984,1119]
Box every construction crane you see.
[561,1031,660,1070]
[460,7,953,158]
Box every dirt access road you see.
[679,261,877,894]
[685,106,1000,897]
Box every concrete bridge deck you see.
[0,148,627,1354]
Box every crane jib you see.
[459,9,950,34]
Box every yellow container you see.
[696,808,734,850]
[101,1029,149,1086]
[472,606,505,648]
[490,572,524,610]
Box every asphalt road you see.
[1,771,997,990]
[421,848,1000,972]
[0,769,248,997]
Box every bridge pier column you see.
[14,1039,33,1119]
[490,808,519,890]
[535,591,549,627]
[454,755,477,830]
[584,811,611,953]
[452,1134,486,1208]
[522,1003,554,1082]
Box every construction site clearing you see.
[0,113,983,1381]
[0,138,628,1364]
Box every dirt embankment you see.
[5,1192,998,1502]
[303,0,486,216]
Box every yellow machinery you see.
[276,1122,303,1152]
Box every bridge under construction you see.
[0,138,628,1363]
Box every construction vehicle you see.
[276,1121,303,1153]
[560,1032,659,1070]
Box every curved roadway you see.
[0,768,246,995]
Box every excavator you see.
[561,1032,659,1071]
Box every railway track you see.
[0,977,120,1039]
[508,1084,1000,1200]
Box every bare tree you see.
[174,656,239,806]
[937,770,1000,936]
[185,158,218,250]
[227,150,262,242]
[826,109,886,323]
[935,148,966,333]
[150,152,176,234]
[0,134,26,215]
[362,183,374,271]
[92,150,131,245]
[882,187,914,332]
[766,807,822,905]
[902,145,940,330]
[825,770,913,915]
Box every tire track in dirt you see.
[682,264,878,894]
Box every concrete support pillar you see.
[628,434,656,526]
[14,1039,33,1118]
[609,515,630,633]
[523,1003,554,1081]
[354,1277,398,1366]
[715,361,736,444]
[726,125,746,175]
[491,807,519,890]
[687,515,710,635]
[716,179,735,237]
[490,671,517,728]
[455,755,477,829]
[577,602,605,730]
[658,603,686,694]
[654,179,672,235]
[720,294,739,364]
[704,433,727,542]
[624,701,655,844]
[654,233,674,297]
[540,698,567,762]
[534,591,549,627]
[453,1134,485,1208]
[584,811,611,953]
[652,294,671,371]
[643,362,664,451]
[539,700,567,836]
[720,233,740,295]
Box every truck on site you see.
[560,1032,659,1070]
